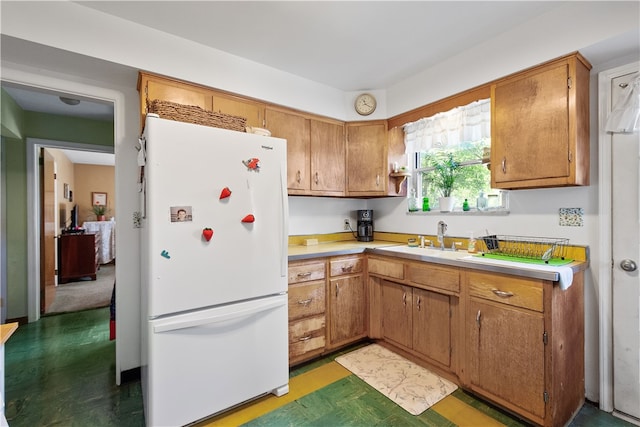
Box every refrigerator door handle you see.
[153,297,286,333]
[280,161,289,277]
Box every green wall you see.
[1,94,114,320]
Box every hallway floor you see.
[4,308,635,426]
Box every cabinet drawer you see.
[467,271,543,312]
[368,258,404,280]
[288,261,325,284]
[288,281,325,320]
[330,256,363,277]
[289,315,326,358]
[408,263,459,293]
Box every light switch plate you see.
[559,208,584,226]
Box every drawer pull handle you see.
[296,272,312,278]
[476,310,481,327]
[296,170,301,183]
[416,296,421,311]
[297,298,313,306]
[492,289,514,298]
[299,336,311,342]
[402,292,407,306]
[341,265,354,273]
[335,283,340,297]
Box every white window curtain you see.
[403,98,491,153]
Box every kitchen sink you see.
[378,245,472,260]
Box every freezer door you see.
[143,294,289,426]
[143,117,289,317]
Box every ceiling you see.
[2,1,638,138]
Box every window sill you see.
[407,209,510,216]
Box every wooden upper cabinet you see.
[491,53,591,189]
[138,73,212,129]
[346,121,388,196]
[265,108,311,193]
[212,93,265,129]
[310,119,345,195]
[266,108,345,196]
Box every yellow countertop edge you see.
[289,232,588,262]
[1,322,19,345]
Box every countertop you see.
[288,240,400,260]
[1,322,18,345]
[288,240,588,284]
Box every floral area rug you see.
[335,343,458,415]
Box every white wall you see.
[2,0,639,401]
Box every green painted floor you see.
[4,307,635,427]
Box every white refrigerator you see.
[140,115,289,426]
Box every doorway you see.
[598,62,640,424]
[27,138,114,321]
[40,146,116,316]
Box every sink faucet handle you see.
[418,235,425,248]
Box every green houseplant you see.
[429,152,460,211]
[92,203,108,221]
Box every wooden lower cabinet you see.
[288,260,327,365]
[381,280,452,369]
[327,255,367,350]
[462,270,585,426]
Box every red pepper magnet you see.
[219,187,232,199]
[241,214,255,223]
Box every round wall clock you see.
[354,93,377,116]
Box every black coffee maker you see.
[356,210,374,242]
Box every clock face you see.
[355,93,376,116]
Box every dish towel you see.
[462,256,574,290]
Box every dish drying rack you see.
[479,235,569,262]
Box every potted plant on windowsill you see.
[92,203,108,221]
[430,152,460,212]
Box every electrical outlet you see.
[344,219,351,230]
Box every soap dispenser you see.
[467,232,477,253]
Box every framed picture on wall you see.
[64,183,70,200]
[92,192,107,206]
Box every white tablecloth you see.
[83,221,116,264]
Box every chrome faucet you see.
[437,221,447,250]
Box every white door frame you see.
[26,138,114,322]
[597,60,639,414]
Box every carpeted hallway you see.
[46,262,115,315]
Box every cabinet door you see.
[492,63,569,185]
[310,119,345,195]
[346,122,388,196]
[328,275,366,348]
[266,108,311,193]
[381,281,412,348]
[212,94,265,128]
[412,288,451,367]
[467,298,545,420]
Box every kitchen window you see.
[403,98,508,213]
